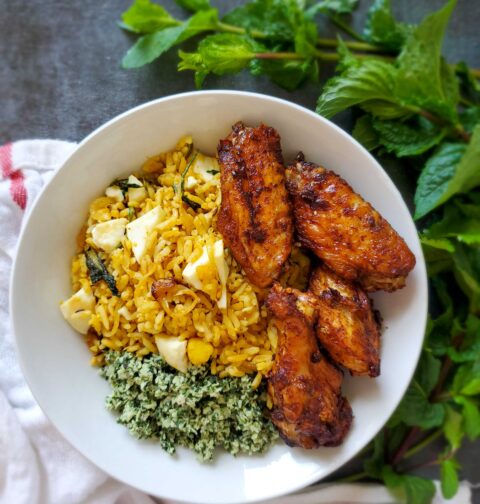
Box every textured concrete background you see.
[1,0,479,501]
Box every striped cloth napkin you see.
[0,140,472,504]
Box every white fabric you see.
[0,140,472,504]
[0,140,155,504]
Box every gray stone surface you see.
[1,0,479,502]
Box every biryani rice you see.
[71,136,309,381]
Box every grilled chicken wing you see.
[285,154,416,292]
[309,264,381,377]
[217,122,293,288]
[266,284,352,448]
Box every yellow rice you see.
[70,136,310,380]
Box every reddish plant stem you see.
[391,427,422,466]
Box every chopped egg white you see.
[126,206,163,262]
[60,287,95,334]
[91,218,128,253]
[192,153,219,182]
[182,246,209,291]
[127,175,147,203]
[182,240,228,309]
[105,186,124,202]
[184,176,197,190]
[155,336,188,373]
[128,174,142,186]
[213,240,229,309]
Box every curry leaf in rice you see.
[111,177,142,194]
[85,249,119,296]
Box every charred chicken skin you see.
[285,154,416,292]
[217,122,293,288]
[266,284,353,448]
[309,264,381,377]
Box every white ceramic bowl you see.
[11,91,428,504]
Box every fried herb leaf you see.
[85,249,119,296]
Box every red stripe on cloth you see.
[10,170,27,210]
[0,143,13,178]
[0,142,28,210]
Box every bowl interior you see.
[11,91,427,504]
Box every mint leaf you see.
[414,143,467,219]
[352,115,380,151]
[317,60,406,119]
[389,379,444,429]
[223,0,294,42]
[453,244,480,311]
[371,117,445,157]
[388,351,444,429]
[460,107,480,134]
[122,9,218,68]
[416,352,442,395]
[179,33,263,84]
[122,25,185,68]
[452,357,480,396]
[448,316,480,363]
[454,396,480,440]
[175,0,211,11]
[382,466,436,504]
[456,61,480,105]
[250,58,318,91]
[307,0,358,16]
[421,238,454,277]
[363,433,385,478]
[395,0,458,122]
[121,0,179,34]
[364,0,411,51]
[441,458,460,499]
[426,277,455,354]
[444,405,464,450]
[425,202,480,246]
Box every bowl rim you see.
[10,89,428,504]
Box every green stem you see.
[218,21,386,53]
[216,21,266,39]
[336,471,369,483]
[316,37,390,53]
[330,15,365,42]
[254,52,304,60]
[403,429,443,460]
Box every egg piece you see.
[192,153,219,182]
[91,218,128,253]
[182,241,228,308]
[213,239,229,309]
[60,287,95,334]
[127,175,147,204]
[105,186,124,202]
[182,246,210,291]
[155,336,188,373]
[184,176,197,190]
[126,206,162,262]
